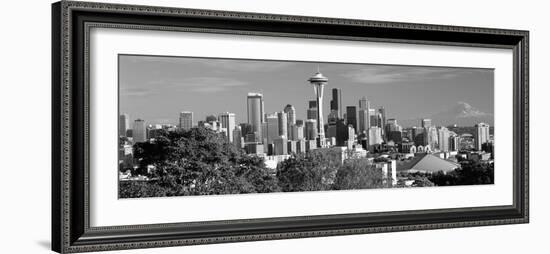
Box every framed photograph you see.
[52,1,529,253]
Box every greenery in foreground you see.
[119,127,494,198]
[119,127,386,198]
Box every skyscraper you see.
[359,96,370,110]
[358,109,370,134]
[247,93,264,140]
[273,136,288,155]
[421,119,432,128]
[368,127,383,146]
[358,97,371,135]
[369,109,377,127]
[232,126,243,148]
[305,119,318,141]
[277,111,288,138]
[424,126,439,150]
[346,106,357,132]
[119,114,129,137]
[132,119,147,143]
[179,111,193,130]
[265,113,279,144]
[330,88,342,118]
[438,126,450,152]
[474,123,490,151]
[291,124,304,141]
[283,104,296,126]
[218,112,236,142]
[378,107,386,127]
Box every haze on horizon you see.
[119,54,494,127]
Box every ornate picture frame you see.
[52,1,529,253]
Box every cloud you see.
[341,65,489,84]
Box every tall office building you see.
[273,136,288,155]
[247,93,264,140]
[119,114,129,137]
[308,70,328,147]
[421,118,432,128]
[359,96,369,110]
[450,134,460,151]
[474,123,490,151]
[265,113,279,144]
[368,109,377,127]
[438,126,450,152]
[368,127,383,146]
[232,126,243,148]
[179,111,193,130]
[424,126,439,150]
[347,125,356,150]
[132,119,147,143]
[305,119,318,141]
[308,100,317,109]
[277,111,288,138]
[306,100,317,120]
[358,109,370,135]
[291,124,304,141]
[330,88,342,118]
[378,107,386,128]
[283,104,296,126]
[218,112,236,142]
[346,106,357,132]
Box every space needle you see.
[308,67,328,148]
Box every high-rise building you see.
[347,125,356,150]
[369,127,383,146]
[119,114,129,137]
[308,100,317,109]
[424,126,439,150]
[346,106,357,132]
[369,109,378,127]
[277,111,288,138]
[358,109,370,135]
[450,134,460,151]
[291,124,304,141]
[232,126,243,148]
[273,136,288,155]
[265,113,279,144]
[438,126,450,152]
[334,119,349,146]
[179,111,193,130]
[132,119,147,143]
[421,119,432,128]
[283,104,296,126]
[330,88,342,118]
[305,119,318,141]
[308,70,328,147]
[474,123,490,151]
[378,107,386,128]
[218,112,236,142]
[247,93,264,140]
[359,96,370,110]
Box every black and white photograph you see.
[117,55,495,198]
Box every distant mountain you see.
[400,102,494,127]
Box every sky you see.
[119,54,494,127]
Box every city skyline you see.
[119,55,494,127]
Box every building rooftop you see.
[397,154,460,173]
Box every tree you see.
[429,160,494,186]
[332,158,385,190]
[122,127,278,197]
[276,150,341,192]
